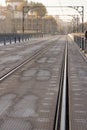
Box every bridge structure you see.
[22,6,84,33]
[0,4,87,130]
[0,34,87,130]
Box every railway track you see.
[54,38,68,130]
[0,36,68,130]
[0,35,87,130]
[0,43,53,82]
[0,36,60,78]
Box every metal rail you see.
[54,40,68,130]
[0,33,43,45]
[60,41,67,130]
[0,44,53,82]
[70,36,87,62]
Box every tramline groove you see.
[0,44,53,82]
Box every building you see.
[0,1,58,33]
[0,5,7,19]
[6,0,27,19]
[6,0,26,10]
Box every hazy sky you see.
[31,0,87,22]
[0,0,86,8]
[0,0,87,21]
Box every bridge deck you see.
[0,36,65,130]
[0,35,87,130]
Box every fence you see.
[74,35,87,52]
[0,33,44,45]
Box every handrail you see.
[0,33,43,45]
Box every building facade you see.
[0,0,58,33]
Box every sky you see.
[0,0,87,22]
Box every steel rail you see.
[0,44,53,82]
[60,40,67,130]
[54,42,66,130]
[54,38,68,130]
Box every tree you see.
[7,4,13,10]
[15,1,47,17]
[42,15,57,34]
[16,1,27,11]
[27,1,47,17]
[22,1,47,17]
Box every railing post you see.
[14,36,16,43]
[84,38,87,53]
[4,37,6,45]
[10,37,11,44]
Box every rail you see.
[54,40,68,130]
[0,36,69,130]
[0,43,53,82]
[60,40,68,130]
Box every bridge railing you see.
[72,34,87,52]
[0,33,44,46]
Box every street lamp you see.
[22,5,39,34]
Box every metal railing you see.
[74,35,87,53]
[0,33,44,45]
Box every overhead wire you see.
[57,0,66,20]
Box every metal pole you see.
[77,15,78,32]
[82,6,84,32]
[22,7,24,34]
[37,14,38,33]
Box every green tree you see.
[16,1,47,17]
[16,1,27,11]
[43,15,57,34]
[25,1,47,17]
[28,1,47,17]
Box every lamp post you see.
[22,6,25,34]
[36,13,38,33]
[22,6,39,34]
